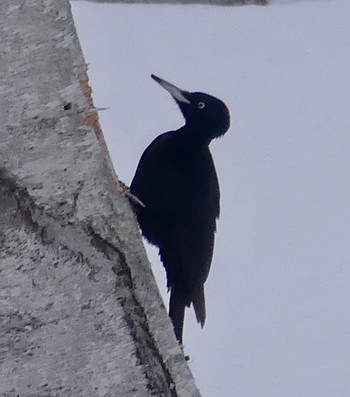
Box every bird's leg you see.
[118,180,146,208]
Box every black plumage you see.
[130,75,230,344]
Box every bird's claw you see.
[118,181,146,208]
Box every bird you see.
[130,74,230,344]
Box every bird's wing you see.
[159,214,215,329]
[132,133,221,218]
[131,132,193,213]
[160,213,216,293]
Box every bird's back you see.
[131,129,219,293]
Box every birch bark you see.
[0,1,201,396]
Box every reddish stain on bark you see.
[78,65,120,186]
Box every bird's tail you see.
[192,284,206,328]
[169,288,186,344]
[169,285,206,343]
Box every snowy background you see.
[71,1,350,396]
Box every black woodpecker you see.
[130,75,230,344]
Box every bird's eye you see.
[198,102,205,109]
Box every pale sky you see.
[71,1,350,396]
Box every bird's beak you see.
[151,74,191,104]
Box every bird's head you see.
[151,74,230,141]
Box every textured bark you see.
[77,0,269,5]
[0,1,201,396]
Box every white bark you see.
[0,1,201,396]
[77,0,268,5]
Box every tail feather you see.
[169,288,186,344]
[169,285,206,342]
[192,284,206,327]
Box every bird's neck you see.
[176,125,212,148]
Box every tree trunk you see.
[77,0,268,5]
[0,1,201,396]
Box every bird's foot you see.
[118,181,146,208]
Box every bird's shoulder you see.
[131,130,220,218]
[139,131,178,161]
